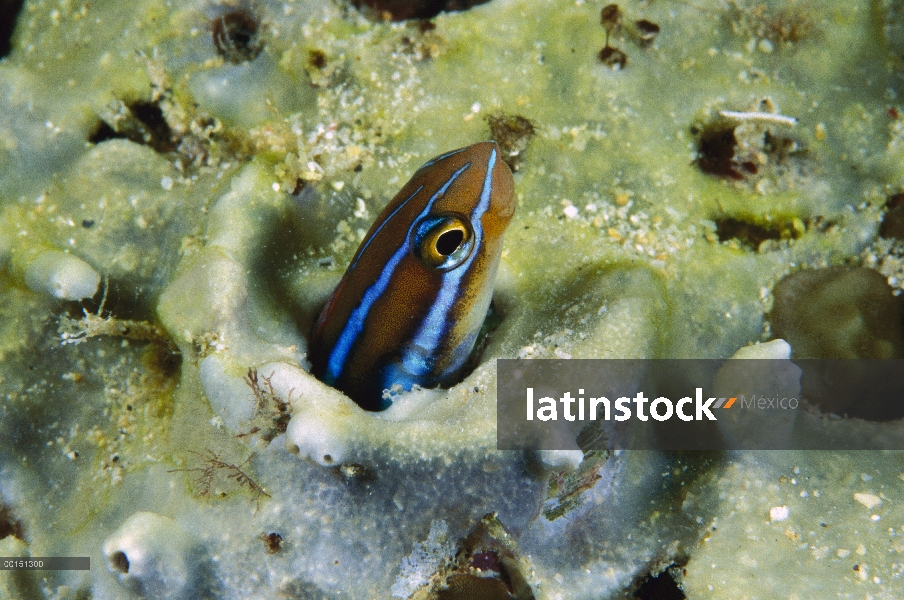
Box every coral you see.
[771,267,904,359]
[101,512,198,600]
[391,520,454,598]
[22,250,100,300]
[1,0,904,598]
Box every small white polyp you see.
[730,338,792,360]
[537,449,584,471]
[102,512,194,600]
[24,250,100,300]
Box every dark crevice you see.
[351,0,492,21]
[880,192,904,239]
[635,19,660,44]
[0,0,25,58]
[82,278,158,322]
[694,125,752,180]
[260,532,284,554]
[88,99,176,153]
[715,216,799,250]
[128,101,176,152]
[431,514,536,600]
[87,121,119,145]
[633,564,686,600]
[771,266,904,420]
[0,503,25,542]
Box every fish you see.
[309,141,516,410]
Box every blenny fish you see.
[310,142,516,411]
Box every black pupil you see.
[435,229,464,256]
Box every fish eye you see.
[413,215,474,270]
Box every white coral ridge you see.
[199,354,257,432]
[24,250,100,300]
[391,520,454,598]
[259,361,354,467]
[101,512,195,600]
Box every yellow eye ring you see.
[412,215,474,270]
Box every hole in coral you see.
[322,454,333,464]
[308,49,327,70]
[771,267,904,421]
[880,192,904,240]
[260,532,283,554]
[470,550,501,572]
[635,19,660,45]
[141,342,183,380]
[88,99,176,154]
[127,101,176,152]
[693,109,808,185]
[0,504,25,541]
[433,515,535,599]
[0,0,25,58]
[714,216,799,251]
[771,267,904,361]
[798,360,904,422]
[351,0,492,21]
[695,124,745,179]
[212,8,263,64]
[79,278,158,324]
[632,564,686,600]
[110,551,130,574]
[487,113,537,172]
[598,45,627,69]
[600,4,621,31]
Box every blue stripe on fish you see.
[348,185,423,271]
[419,147,467,169]
[323,163,472,385]
[389,149,498,386]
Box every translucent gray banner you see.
[0,557,90,570]
[496,359,904,450]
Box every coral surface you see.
[1,0,904,598]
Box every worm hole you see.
[110,551,130,574]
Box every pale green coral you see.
[1,0,904,598]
